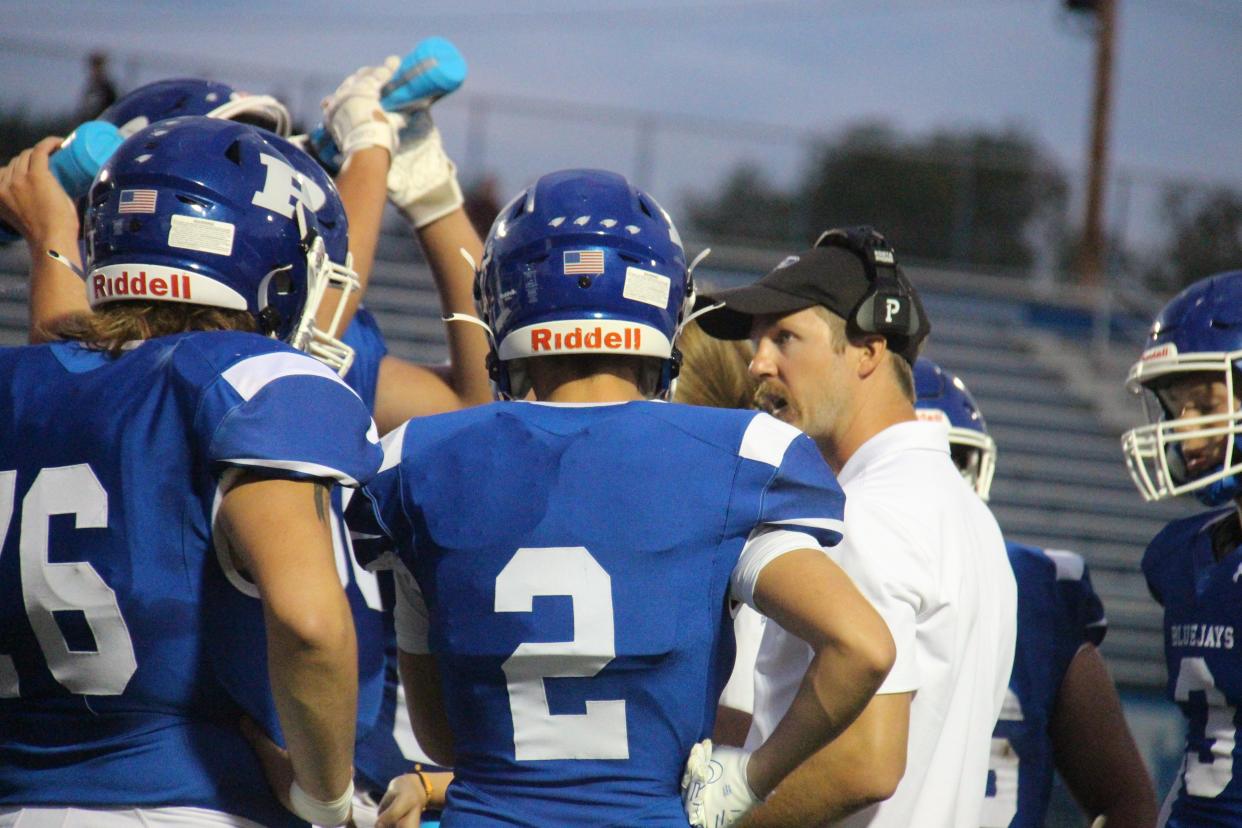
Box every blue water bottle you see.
[308,36,467,174]
[0,120,124,244]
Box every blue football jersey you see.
[0,333,381,826]
[342,305,388,414]
[980,542,1107,828]
[350,401,846,827]
[1144,509,1242,826]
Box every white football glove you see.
[386,109,463,229]
[681,739,761,828]
[322,56,402,161]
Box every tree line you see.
[683,120,1241,291]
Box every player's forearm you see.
[714,705,754,748]
[1096,795,1159,828]
[745,630,892,800]
[29,239,90,342]
[740,691,910,828]
[1052,646,1157,827]
[744,550,897,803]
[220,477,359,799]
[266,590,358,800]
[417,209,493,405]
[320,145,390,332]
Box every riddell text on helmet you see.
[530,326,642,352]
[93,270,192,301]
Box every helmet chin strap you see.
[47,249,86,279]
[442,312,497,347]
[672,247,714,340]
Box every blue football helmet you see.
[86,117,332,347]
[476,168,692,398]
[1123,270,1242,505]
[914,357,997,500]
[99,78,291,138]
[258,132,360,374]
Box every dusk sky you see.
[2,0,1240,251]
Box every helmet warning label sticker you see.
[623,266,670,309]
[168,214,235,257]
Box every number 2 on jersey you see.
[496,546,629,761]
[0,465,137,698]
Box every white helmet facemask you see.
[1122,349,1242,502]
[282,202,360,375]
[947,427,998,501]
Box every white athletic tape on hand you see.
[289,778,354,827]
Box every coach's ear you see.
[853,334,889,381]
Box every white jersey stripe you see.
[738,413,802,468]
[380,426,407,473]
[223,351,347,401]
[221,351,379,445]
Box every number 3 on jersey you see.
[496,546,629,761]
[1174,656,1236,798]
[0,465,137,698]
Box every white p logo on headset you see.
[884,297,902,324]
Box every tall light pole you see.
[1074,0,1118,286]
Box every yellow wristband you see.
[412,763,435,805]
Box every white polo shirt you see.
[743,420,1017,828]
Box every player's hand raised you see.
[0,136,78,247]
[322,58,402,162]
[681,739,761,827]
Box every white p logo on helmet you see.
[251,153,325,217]
[885,297,902,323]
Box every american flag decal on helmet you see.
[563,249,605,275]
[119,189,158,214]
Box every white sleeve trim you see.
[218,457,363,487]
[738,413,802,468]
[221,351,379,445]
[393,562,430,654]
[1043,548,1086,582]
[731,526,822,611]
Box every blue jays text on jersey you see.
[980,542,1107,828]
[0,333,381,827]
[1144,508,1242,827]
[349,401,847,827]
